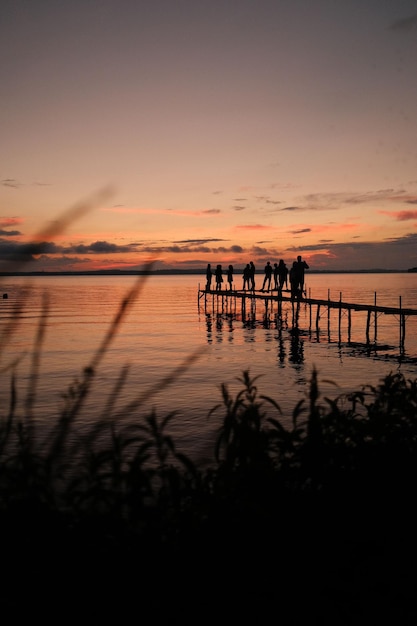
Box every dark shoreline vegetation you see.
[2,275,417,622]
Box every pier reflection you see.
[289,327,305,366]
[205,312,236,344]
[200,287,416,365]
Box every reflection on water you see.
[204,306,306,371]
[289,328,305,366]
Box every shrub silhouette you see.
[2,352,417,621]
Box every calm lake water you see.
[1,272,417,463]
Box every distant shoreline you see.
[0,269,413,276]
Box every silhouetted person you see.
[278,259,288,291]
[289,261,298,298]
[261,261,272,292]
[215,264,223,291]
[249,261,256,290]
[243,264,251,290]
[294,255,309,296]
[273,263,279,290]
[227,264,234,291]
[206,263,213,290]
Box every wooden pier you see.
[198,286,417,354]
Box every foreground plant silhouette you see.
[2,349,417,621]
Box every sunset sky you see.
[1,0,417,272]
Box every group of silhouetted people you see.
[205,256,309,298]
[206,263,235,292]
[289,256,309,298]
[259,257,309,297]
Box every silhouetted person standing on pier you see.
[294,255,309,296]
[289,261,298,298]
[261,261,273,292]
[215,264,223,291]
[243,264,251,290]
[273,263,279,290]
[250,261,256,290]
[206,263,213,290]
[227,264,234,291]
[278,259,288,291]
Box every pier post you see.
[366,310,371,343]
[400,314,405,350]
[338,292,342,342]
[327,289,330,334]
[399,296,405,351]
[348,308,351,342]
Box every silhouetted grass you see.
[2,334,417,621]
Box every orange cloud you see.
[379,210,417,220]
[0,217,24,227]
[236,224,270,231]
[102,206,220,217]
[287,222,360,236]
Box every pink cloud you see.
[287,222,360,236]
[236,224,270,231]
[102,206,219,217]
[379,210,417,220]
[0,217,24,227]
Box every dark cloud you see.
[287,233,417,270]
[0,241,46,264]
[280,206,302,212]
[0,229,21,236]
[0,240,28,259]
[202,209,221,214]
[302,190,407,209]
[386,232,417,245]
[174,238,226,244]
[31,255,86,268]
[88,241,135,254]
[0,239,140,263]
[63,241,139,254]
[390,13,417,31]
[1,178,21,188]
[251,245,273,256]
[139,243,245,256]
[233,206,246,211]
[290,228,311,234]
[190,246,212,253]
